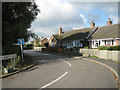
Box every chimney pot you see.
[107,18,112,26]
[90,21,95,27]
[60,26,61,29]
[59,25,63,35]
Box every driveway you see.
[2,50,118,89]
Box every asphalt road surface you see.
[2,50,118,89]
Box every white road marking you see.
[60,59,71,67]
[41,72,68,89]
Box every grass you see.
[90,56,98,58]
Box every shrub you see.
[24,44,33,50]
[84,46,89,49]
[98,45,120,51]
[41,44,45,47]
[34,44,45,47]
[34,44,41,47]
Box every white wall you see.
[79,49,120,62]
[92,39,117,48]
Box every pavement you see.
[81,57,119,75]
[2,50,119,89]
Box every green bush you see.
[34,44,45,47]
[41,44,45,47]
[23,43,33,50]
[34,44,41,47]
[98,45,120,51]
[84,46,89,49]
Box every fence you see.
[0,54,17,74]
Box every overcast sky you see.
[29,0,119,39]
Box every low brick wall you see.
[79,49,120,62]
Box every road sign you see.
[18,39,24,61]
[18,39,24,45]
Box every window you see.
[95,43,98,47]
[106,40,111,45]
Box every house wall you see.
[91,39,119,48]
[116,40,119,45]
[79,49,120,62]
[49,36,57,47]
[40,38,48,45]
[34,42,36,46]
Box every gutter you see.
[86,26,98,39]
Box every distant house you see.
[32,39,37,46]
[49,18,120,48]
[39,37,48,45]
[31,37,48,46]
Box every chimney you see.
[90,21,95,27]
[107,18,112,26]
[59,26,63,35]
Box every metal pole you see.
[1,60,2,75]
[21,44,23,62]
[13,58,15,69]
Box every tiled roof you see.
[53,27,97,41]
[89,24,120,40]
[52,24,120,41]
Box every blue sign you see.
[18,39,24,45]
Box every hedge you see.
[23,44,33,50]
[98,45,120,51]
[34,44,45,47]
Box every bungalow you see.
[49,22,98,48]
[49,18,120,48]
[89,18,120,48]
[31,37,48,46]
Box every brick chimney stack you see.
[59,26,63,35]
[107,18,112,26]
[90,21,95,27]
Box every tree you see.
[2,2,40,55]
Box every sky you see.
[29,0,119,40]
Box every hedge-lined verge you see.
[98,45,120,51]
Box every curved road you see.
[3,50,118,88]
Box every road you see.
[2,50,118,89]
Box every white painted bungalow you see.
[89,22,120,48]
[49,18,120,49]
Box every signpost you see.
[18,39,24,62]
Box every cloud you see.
[110,15,118,24]
[80,14,86,23]
[31,0,85,38]
[30,0,118,39]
